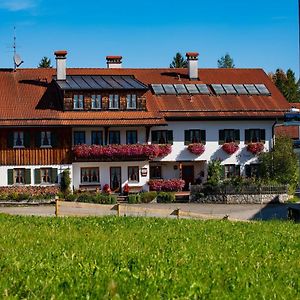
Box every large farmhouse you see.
[0,51,290,191]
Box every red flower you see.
[247,143,264,155]
[187,143,205,155]
[148,179,185,192]
[222,142,239,155]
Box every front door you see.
[110,167,121,193]
[182,165,194,191]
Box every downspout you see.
[272,118,278,149]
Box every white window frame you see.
[14,168,25,184]
[109,94,119,109]
[126,94,137,109]
[91,94,101,110]
[41,168,52,184]
[13,131,24,148]
[73,94,84,110]
[40,131,52,148]
[81,167,100,184]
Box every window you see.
[81,167,99,183]
[41,131,51,147]
[41,168,51,183]
[109,94,119,109]
[219,129,240,144]
[13,131,24,147]
[128,166,139,182]
[224,165,240,179]
[91,131,103,145]
[245,129,266,144]
[150,166,162,179]
[245,164,259,178]
[73,94,84,110]
[151,130,173,144]
[91,95,101,109]
[184,130,206,145]
[74,131,86,145]
[126,130,137,144]
[109,131,120,144]
[127,94,137,109]
[14,168,25,184]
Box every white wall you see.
[0,165,72,187]
[72,161,149,191]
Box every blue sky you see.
[0,0,298,76]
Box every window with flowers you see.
[245,129,265,144]
[219,129,240,144]
[151,130,173,144]
[184,130,206,145]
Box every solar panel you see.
[65,78,81,89]
[91,76,112,89]
[222,84,237,94]
[122,76,147,89]
[112,76,135,89]
[211,84,226,95]
[244,84,259,95]
[233,84,248,95]
[163,84,176,94]
[185,84,199,94]
[101,76,123,89]
[196,84,210,94]
[71,76,91,89]
[174,84,188,94]
[151,84,165,94]
[255,84,271,95]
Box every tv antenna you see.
[13,26,24,70]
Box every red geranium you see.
[222,142,239,155]
[148,179,185,192]
[247,143,264,155]
[187,143,205,155]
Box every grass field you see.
[0,215,299,299]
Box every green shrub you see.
[0,192,8,201]
[157,192,175,203]
[65,194,77,202]
[128,194,141,204]
[17,193,30,201]
[61,169,71,195]
[140,191,157,203]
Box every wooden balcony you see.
[0,148,72,166]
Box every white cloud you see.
[0,0,38,11]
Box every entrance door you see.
[110,167,121,193]
[182,165,194,191]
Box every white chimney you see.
[186,52,199,80]
[106,56,122,68]
[54,50,67,80]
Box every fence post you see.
[117,204,121,217]
[55,199,59,217]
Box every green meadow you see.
[0,215,299,299]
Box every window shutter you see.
[234,130,240,144]
[245,165,251,178]
[7,169,13,185]
[235,165,240,177]
[24,132,30,148]
[51,131,58,148]
[25,169,31,184]
[184,130,190,145]
[34,169,41,184]
[167,131,173,145]
[35,132,41,148]
[151,131,158,144]
[200,130,206,145]
[219,130,225,145]
[260,129,266,143]
[245,130,250,144]
[7,132,14,148]
[51,168,58,184]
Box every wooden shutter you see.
[245,129,250,144]
[35,131,41,148]
[51,168,58,184]
[200,130,206,145]
[260,129,266,143]
[7,132,14,148]
[34,169,41,184]
[219,130,225,145]
[151,131,158,144]
[24,131,31,148]
[25,169,31,184]
[234,130,240,144]
[184,130,190,145]
[51,131,58,148]
[7,169,13,185]
[167,131,173,145]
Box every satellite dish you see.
[14,53,24,67]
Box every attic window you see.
[73,94,84,110]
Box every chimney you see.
[54,50,67,80]
[106,56,122,68]
[186,52,199,80]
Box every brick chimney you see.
[54,50,67,80]
[106,56,122,68]
[186,52,199,80]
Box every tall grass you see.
[0,215,299,299]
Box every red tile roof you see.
[0,67,290,127]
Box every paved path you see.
[0,203,293,221]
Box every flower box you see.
[247,142,264,155]
[187,143,205,155]
[222,142,239,155]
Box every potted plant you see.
[187,143,205,155]
[247,142,264,155]
[222,142,239,155]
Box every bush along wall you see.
[65,192,117,204]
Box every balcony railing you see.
[72,144,172,162]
